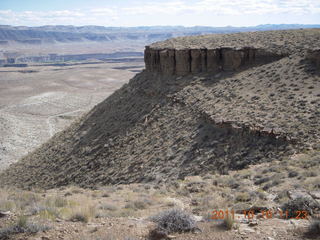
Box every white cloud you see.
[0,0,319,26]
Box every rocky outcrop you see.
[144,47,285,76]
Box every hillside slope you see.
[0,29,319,189]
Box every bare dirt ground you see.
[0,60,144,170]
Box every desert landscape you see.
[0,58,145,170]
[0,26,319,240]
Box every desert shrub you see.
[134,199,152,209]
[0,200,15,211]
[68,206,95,223]
[0,216,50,239]
[235,192,251,202]
[69,186,83,194]
[235,169,252,179]
[20,222,50,233]
[64,192,72,197]
[17,215,28,228]
[99,204,117,211]
[267,166,282,173]
[274,191,289,204]
[150,209,197,234]
[184,181,206,193]
[39,208,60,220]
[303,177,320,190]
[298,155,320,169]
[302,171,318,178]
[222,215,235,230]
[288,170,299,178]
[69,212,89,223]
[45,196,68,208]
[132,201,147,210]
[10,192,41,210]
[281,197,319,218]
[28,204,59,218]
[254,176,270,185]
[255,189,267,200]
[101,193,110,198]
[29,204,44,215]
[125,199,152,210]
[227,178,240,189]
[262,178,283,190]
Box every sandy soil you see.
[0,60,144,170]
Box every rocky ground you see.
[0,157,319,240]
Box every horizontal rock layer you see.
[144,47,285,75]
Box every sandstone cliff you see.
[144,47,284,75]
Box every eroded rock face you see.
[159,49,175,75]
[145,46,284,76]
[190,49,202,73]
[176,49,191,75]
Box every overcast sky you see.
[0,0,319,27]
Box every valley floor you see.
[0,60,144,170]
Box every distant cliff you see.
[1,24,320,45]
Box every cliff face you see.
[144,47,285,75]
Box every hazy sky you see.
[0,0,319,27]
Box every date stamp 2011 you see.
[211,209,309,220]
